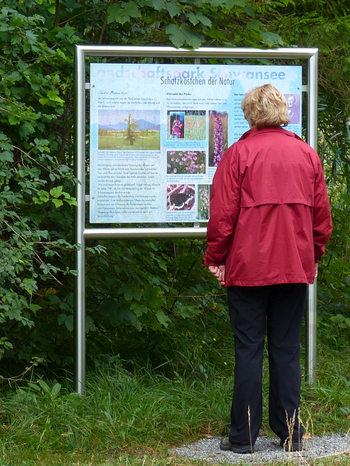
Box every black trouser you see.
[227,284,307,446]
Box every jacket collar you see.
[239,126,303,141]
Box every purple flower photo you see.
[285,94,300,124]
[167,150,206,175]
[198,184,210,220]
[209,111,228,167]
[167,110,206,140]
[168,112,185,139]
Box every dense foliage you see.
[0,0,349,374]
[0,2,80,365]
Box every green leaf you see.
[37,379,51,394]
[50,186,63,198]
[260,31,283,47]
[33,190,50,204]
[51,383,62,396]
[8,114,19,125]
[188,12,199,26]
[29,303,42,312]
[149,0,166,10]
[120,284,142,302]
[52,198,63,208]
[175,304,201,319]
[47,90,64,104]
[166,1,181,18]
[196,13,212,28]
[178,24,203,49]
[166,24,203,49]
[165,24,184,48]
[25,30,37,44]
[244,6,256,17]
[0,338,13,351]
[0,151,14,162]
[143,285,163,307]
[58,314,74,331]
[155,310,171,327]
[6,71,22,82]
[108,2,141,24]
[130,303,148,317]
[107,5,125,24]
[28,382,42,392]
[19,122,35,138]
[122,1,141,17]
[20,278,38,296]
[247,19,262,31]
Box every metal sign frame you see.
[75,45,318,394]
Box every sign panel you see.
[89,63,302,223]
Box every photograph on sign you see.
[89,63,302,224]
[98,109,161,151]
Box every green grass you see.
[98,131,160,150]
[184,115,206,140]
[0,344,349,464]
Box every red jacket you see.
[204,127,332,287]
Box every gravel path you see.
[171,434,350,464]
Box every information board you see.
[89,63,302,224]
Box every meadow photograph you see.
[98,109,160,150]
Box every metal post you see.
[75,46,86,394]
[306,50,319,383]
[306,282,317,382]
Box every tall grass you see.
[0,365,230,464]
[0,324,349,464]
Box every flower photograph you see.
[168,111,185,139]
[198,184,210,220]
[285,93,301,124]
[167,110,206,140]
[167,150,206,175]
[208,110,228,166]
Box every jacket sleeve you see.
[203,146,240,266]
[313,156,332,261]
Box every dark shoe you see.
[220,437,254,454]
[280,438,303,451]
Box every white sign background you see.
[89,63,302,224]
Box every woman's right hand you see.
[208,265,226,286]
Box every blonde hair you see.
[241,84,290,129]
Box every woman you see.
[204,84,332,454]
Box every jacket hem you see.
[224,278,312,287]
